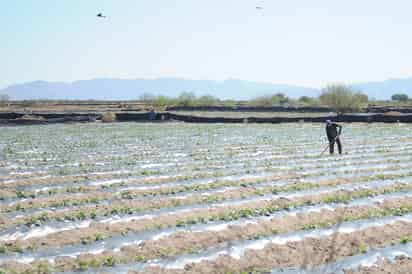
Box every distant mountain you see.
[2,77,412,100]
[351,77,412,100]
[0,78,319,100]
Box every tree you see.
[298,96,318,106]
[177,91,196,107]
[249,95,277,107]
[249,93,290,107]
[275,93,289,105]
[391,93,409,102]
[153,96,175,108]
[0,94,10,101]
[197,95,220,106]
[353,92,369,104]
[221,99,237,107]
[319,84,368,112]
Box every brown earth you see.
[383,111,402,116]
[0,101,148,113]
[344,256,412,274]
[140,221,412,274]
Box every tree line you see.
[137,85,369,112]
[1,85,411,112]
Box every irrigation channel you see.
[1,123,412,273]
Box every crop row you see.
[3,134,412,184]
[2,150,411,203]
[139,217,412,274]
[3,158,412,218]
[2,180,412,255]
[2,165,412,232]
[3,195,412,273]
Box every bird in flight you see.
[97,13,107,18]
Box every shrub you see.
[103,256,116,267]
[221,100,237,107]
[319,84,368,112]
[196,95,220,106]
[101,112,116,122]
[249,93,290,107]
[298,96,317,105]
[391,93,409,102]
[177,91,196,107]
[152,96,176,109]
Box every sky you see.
[1,0,412,90]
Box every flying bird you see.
[97,13,107,18]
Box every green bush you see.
[103,256,116,267]
[249,93,290,107]
[220,100,237,107]
[391,93,409,102]
[196,95,220,106]
[152,96,176,108]
[152,93,220,108]
[177,91,197,107]
[298,96,319,106]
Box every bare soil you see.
[344,256,412,274]
[140,221,412,274]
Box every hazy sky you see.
[1,0,412,89]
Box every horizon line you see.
[2,75,412,91]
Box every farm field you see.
[1,123,412,273]
[0,102,148,113]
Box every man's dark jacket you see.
[326,122,342,140]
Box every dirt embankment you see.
[0,112,98,125]
[2,109,412,125]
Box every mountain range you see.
[1,77,412,100]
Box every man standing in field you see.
[326,120,342,154]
